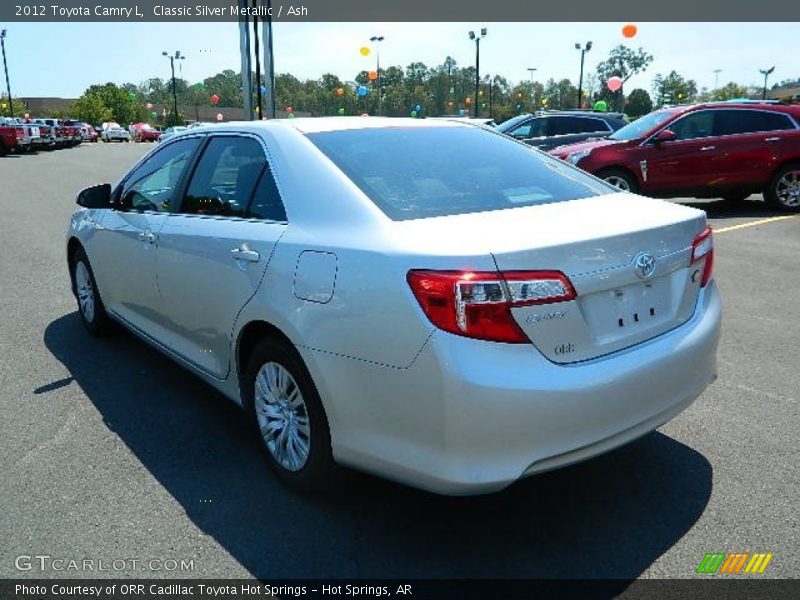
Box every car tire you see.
[597,168,639,194]
[765,163,800,212]
[243,338,335,492]
[70,248,115,336]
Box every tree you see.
[596,45,654,111]
[711,81,751,101]
[0,94,28,118]
[652,71,698,107]
[81,83,141,124]
[625,88,653,117]
[69,92,113,124]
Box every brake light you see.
[407,270,576,343]
[16,128,24,139]
[691,227,714,287]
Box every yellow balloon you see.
[359,46,370,56]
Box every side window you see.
[669,111,715,141]
[548,117,586,136]
[714,110,794,136]
[119,138,201,212]
[180,136,266,217]
[575,118,610,133]
[248,168,287,221]
[509,121,533,138]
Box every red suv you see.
[549,102,800,211]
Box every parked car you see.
[131,123,160,142]
[0,117,41,151]
[157,125,188,142]
[101,124,131,143]
[496,110,628,151]
[64,120,98,143]
[549,102,800,211]
[67,118,721,495]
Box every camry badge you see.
[634,252,656,279]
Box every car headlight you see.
[567,148,593,165]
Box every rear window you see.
[307,126,611,220]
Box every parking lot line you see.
[714,215,798,234]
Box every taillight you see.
[407,270,576,344]
[691,227,714,287]
[16,128,24,139]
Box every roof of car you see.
[189,117,472,137]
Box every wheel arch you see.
[596,164,641,184]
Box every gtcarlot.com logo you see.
[696,552,773,574]
[15,554,195,572]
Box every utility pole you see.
[468,28,487,117]
[370,35,384,115]
[162,50,184,125]
[575,41,592,109]
[1,30,13,118]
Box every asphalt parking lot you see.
[1,142,798,581]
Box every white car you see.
[157,126,188,143]
[66,118,721,495]
[101,125,130,143]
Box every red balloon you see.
[285,106,293,113]
[210,94,220,105]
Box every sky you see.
[2,22,797,99]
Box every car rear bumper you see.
[307,281,722,495]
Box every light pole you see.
[713,69,722,91]
[370,35,384,116]
[575,41,592,109]
[1,30,13,118]
[162,50,184,125]
[759,66,775,100]
[527,67,537,83]
[468,28,487,117]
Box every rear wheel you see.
[70,248,115,336]
[244,338,334,491]
[598,169,639,194]
[765,164,800,212]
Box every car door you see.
[88,137,203,336]
[541,116,610,150]
[154,133,288,378]
[709,109,797,189]
[636,110,718,194]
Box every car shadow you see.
[43,312,712,582]
[678,195,787,220]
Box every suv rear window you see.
[307,126,611,221]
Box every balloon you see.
[410,110,417,117]
[414,104,421,112]
[146,102,153,110]
[150,111,158,118]
[622,24,638,38]
[361,113,369,117]
[541,98,548,105]
[458,109,465,116]
[357,86,368,97]
[594,100,608,112]
[336,87,344,96]
[194,82,204,90]
[447,101,454,107]
[337,107,345,115]
[285,106,293,113]
[127,92,136,100]
[606,76,623,92]
[465,97,472,104]
[260,85,267,94]
[359,46,370,56]
[368,70,378,81]
[210,94,220,104]
[216,113,224,121]
[24,113,30,119]
[287,113,295,119]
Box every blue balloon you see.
[458,109,465,116]
[414,104,421,112]
[259,85,267,94]
[357,85,368,97]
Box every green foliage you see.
[710,82,752,101]
[69,92,113,124]
[0,94,27,118]
[625,88,653,118]
[652,71,698,107]
[595,45,654,111]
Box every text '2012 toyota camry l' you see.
[67,118,721,495]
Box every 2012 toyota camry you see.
[66,118,721,495]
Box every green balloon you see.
[194,82,204,90]
[127,93,136,100]
[593,100,607,112]
[150,111,158,118]
[337,107,345,115]
[410,110,417,117]
[287,113,295,119]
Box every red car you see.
[131,123,160,142]
[549,101,800,211]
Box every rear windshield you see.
[307,126,611,220]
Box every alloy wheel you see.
[775,169,800,208]
[74,261,95,323]
[604,175,631,192]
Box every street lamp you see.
[575,41,592,109]
[1,30,13,118]
[468,28,487,117]
[370,35,384,116]
[759,66,775,100]
[527,67,537,83]
[713,69,722,91]
[162,50,185,125]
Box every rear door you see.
[154,134,288,378]
[710,108,797,188]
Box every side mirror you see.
[76,183,112,209]
[653,129,677,144]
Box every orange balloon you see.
[335,87,344,96]
[368,70,378,81]
[622,24,638,38]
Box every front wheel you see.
[765,164,800,212]
[70,248,115,336]
[244,339,334,491]
[597,169,639,194]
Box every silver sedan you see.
[66,118,721,495]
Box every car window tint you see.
[509,123,532,138]
[181,136,266,217]
[669,111,715,140]
[548,117,589,136]
[119,137,201,212]
[574,117,610,133]
[307,126,611,221]
[247,168,287,221]
[713,109,794,136]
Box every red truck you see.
[549,101,800,212]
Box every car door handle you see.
[700,146,716,151]
[764,137,781,142]
[231,247,260,263]
[138,232,157,244]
